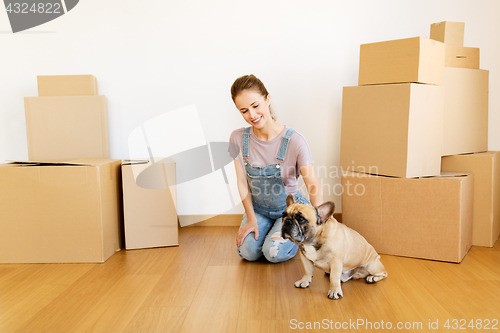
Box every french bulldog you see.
[281,194,387,299]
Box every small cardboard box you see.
[24,96,110,161]
[122,159,178,250]
[445,46,480,69]
[442,67,489,156]
[442,152,500,247]
[0,158,123,263]
[340,83,444,178]
[37,75,98,96]
[430,21,465,47]
[341,171,473,263]
[358,37,445,86]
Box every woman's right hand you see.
[236,219,259,248]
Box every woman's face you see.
[234,89,271,130]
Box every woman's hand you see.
[236,219,259,248]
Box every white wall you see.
[1,0,499,214]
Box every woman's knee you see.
[262,235,298,263]
[237,236,262,261]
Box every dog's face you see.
[281,195,335,245]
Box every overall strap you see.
[276,128,295,162]
[242,127,251,160]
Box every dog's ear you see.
[286,194,295,207]
[316,201,335,224]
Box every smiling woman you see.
[228,74,324,263]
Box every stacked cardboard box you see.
[0,76,122,263]
[25,75,109,161]
[340,22,495,262]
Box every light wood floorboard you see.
[1,227,498,333]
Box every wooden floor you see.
[1,227,499,333]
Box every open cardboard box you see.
[122,159,178,250]
[0,158,122,263]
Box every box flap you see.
[6,158,118,167]
[122,157,175,166]
[434,172,471,178]
[122,159,150,166]
[6,160,93,167]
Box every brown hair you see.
[230,74,276,121]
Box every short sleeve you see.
[293,132,313,171]
[228,128,244,167]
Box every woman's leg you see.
[237,211,274,261]
[262,218,299,263]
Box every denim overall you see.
[237,127,311,263]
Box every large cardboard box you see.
[37,75,98,96]
[442,67,489,156]
[341,171,473,263]
[0,158,123,263]
[445,46,480,69]
[358,37,445,86]
[24,96,110,161]
[430,21,465,47]
[122,159,178,250]
[442,152,500,247]
[340,83,444,178]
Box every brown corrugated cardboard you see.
[430,21,465,47]
[340,83,444,178]
[37,75,98,96]
[442,67,489,156]
[442,152,500,247]
[358,37,445,86]
[122,159,178,250]
[0,158,123,263]
[445,46,480,69]
[24,96,110,161]
[341,171,473,263]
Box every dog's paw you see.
[294,279,311,288]
[366,275,379,284]
[327,289,343,300]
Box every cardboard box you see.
[358,37,445,86]
[24,96,110,161]
[0,158,123,263]
[442,67,489,156]
[430,21,465,47]
[122,159,178,250]
[37,75,98,96]
[442,152,500,247]
[340,83,444,178]
[445,46,480,69]
[341,171,473,263]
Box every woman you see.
[229,74,324,263]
